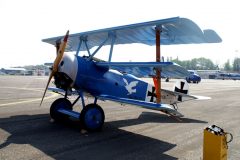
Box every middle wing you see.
[96,61,189,78]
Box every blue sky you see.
[0,0,239,68]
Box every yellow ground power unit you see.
[203,125,233,160]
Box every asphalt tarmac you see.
[0,76,239,160]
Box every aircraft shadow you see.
[0,114,178,160]
[109,111,207,128]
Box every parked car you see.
[186,71,201,83]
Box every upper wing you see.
[42,17,222,52]
[96,61,189,78]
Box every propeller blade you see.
[40,30,69,106]
[40,71,54,106]
[52,30,69,72]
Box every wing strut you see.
[155,27,161,103]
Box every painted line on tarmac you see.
[0,87,44,92]
[0,87,59,107]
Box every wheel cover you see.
[50,98,72,120]
[54,99,71,111]
[84,108,103,129]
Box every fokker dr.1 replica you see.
[40,17,221,131]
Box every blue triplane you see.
[40,17,221,131]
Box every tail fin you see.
[173,80,189,101]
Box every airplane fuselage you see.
[57,53,178,104]
[74,56,150,101]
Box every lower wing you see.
[98,94,183,117]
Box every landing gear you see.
[49,95,105,132]
[80,104,105,131]
[172,103,178,110]
[50,98,73,121]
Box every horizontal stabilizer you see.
[98,94,183,117]
[192,95,211,100]
[162,89,211,103]
[96,62,189,78]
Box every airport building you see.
[1,68,49,76]
[1,67,27,75]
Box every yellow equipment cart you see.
[203,125,233,160]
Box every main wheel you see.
[80,104,105,132]
[50,98,72,121]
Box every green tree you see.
[171,57,217,70]
[224,59,231,71]
[172,57,182,66]
[191,57,216,70]
[233,57,240,72]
